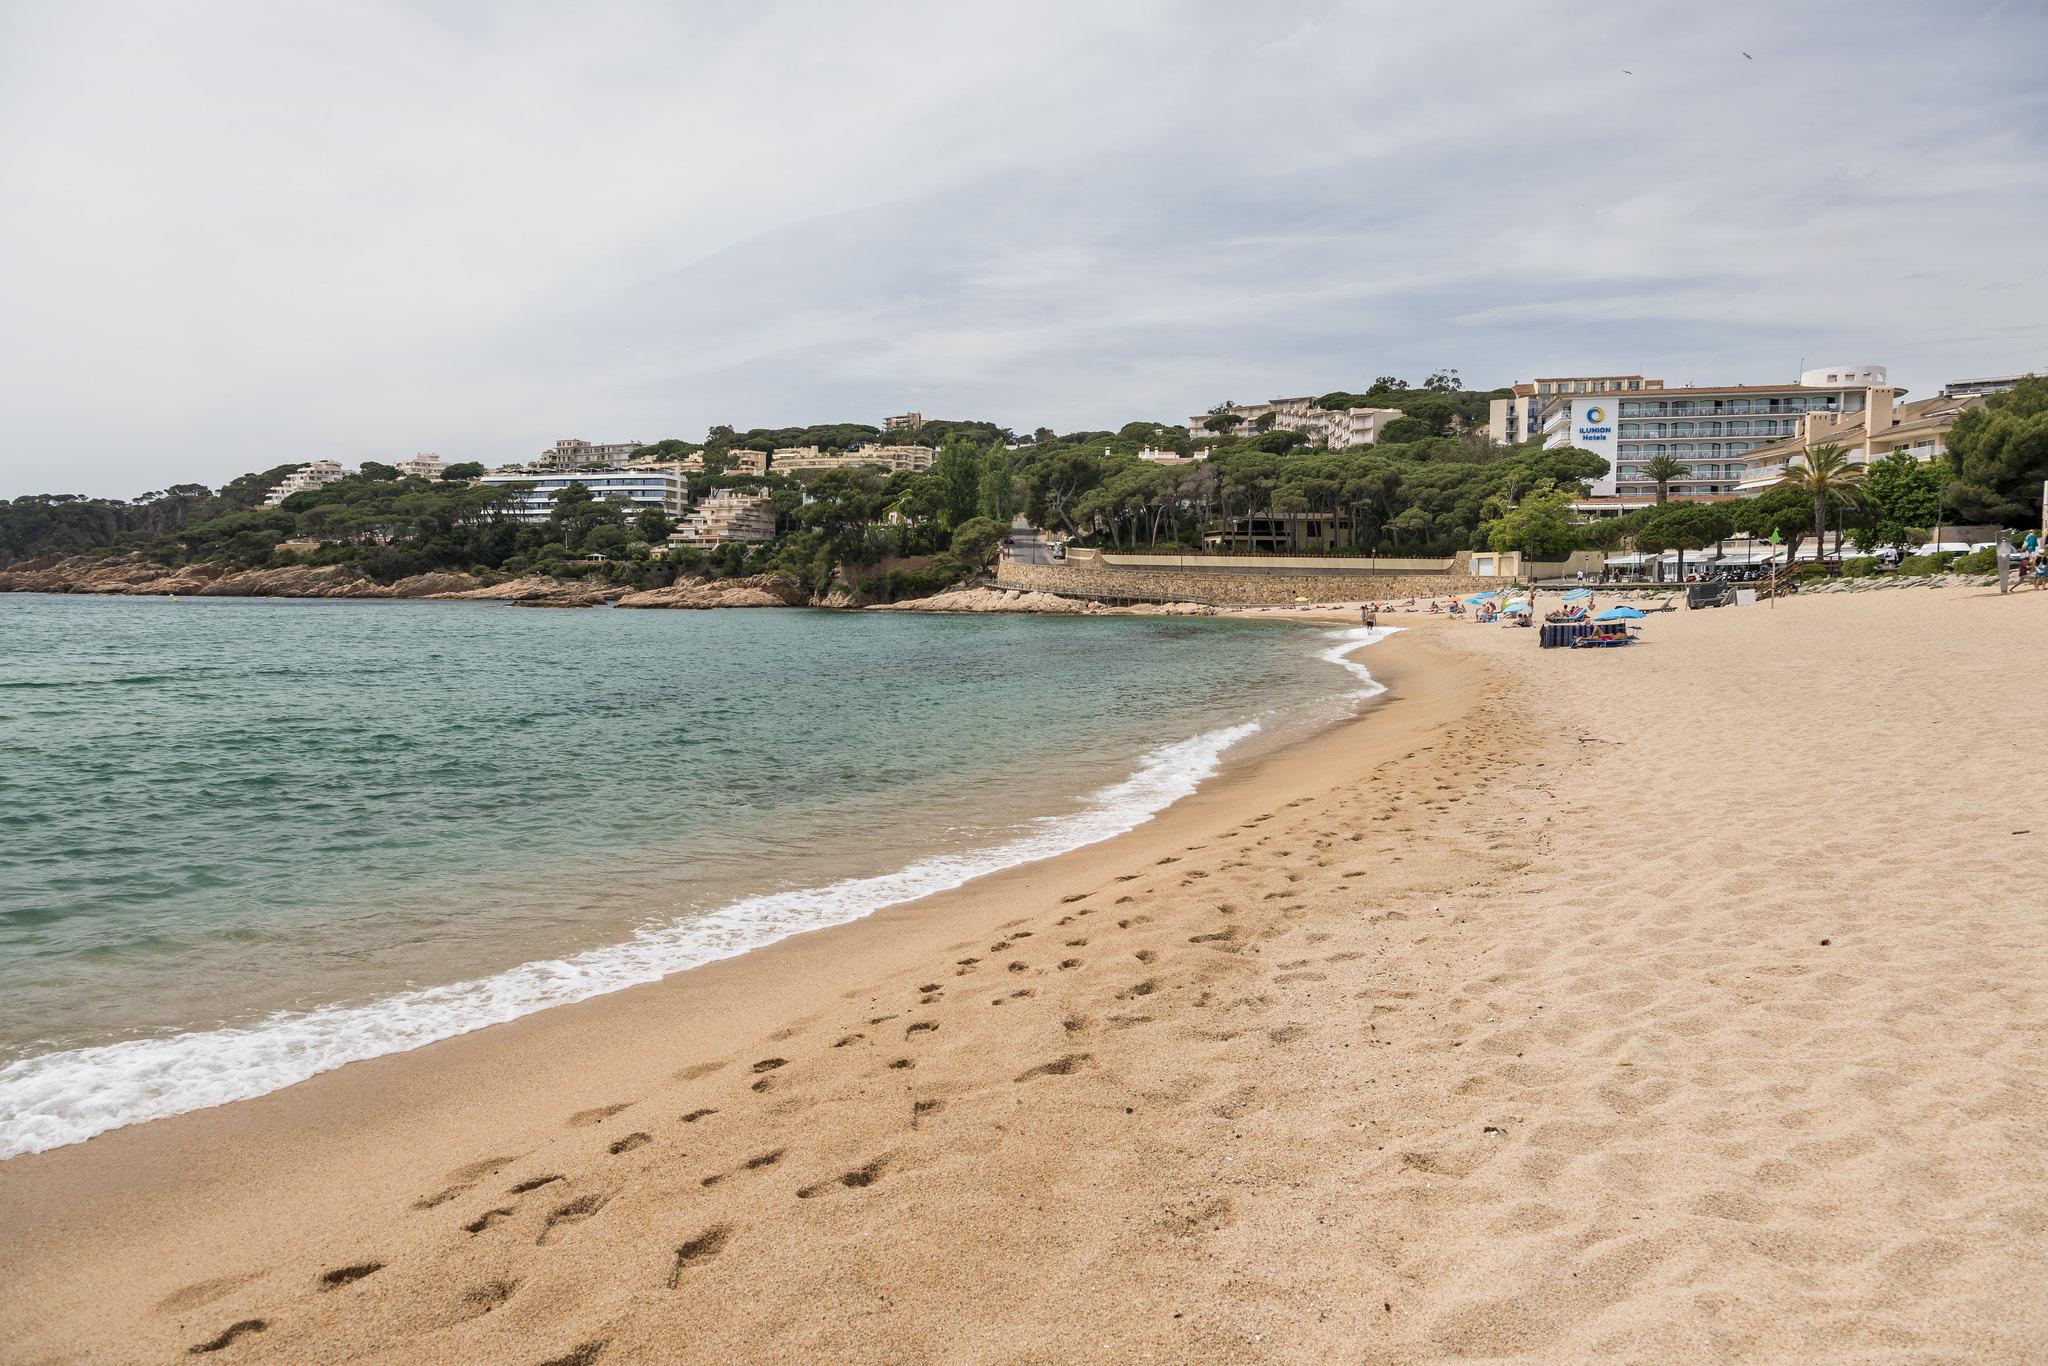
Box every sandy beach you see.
[3,583,2044,1363]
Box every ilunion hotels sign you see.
[1574,400,1614,446]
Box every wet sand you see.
[2,585,2044,1362]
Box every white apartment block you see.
[262,460,349,506]
[1187,397,1406,448]
[1499,366,1899,500]
[1488,375,1664,447]
[1940,372,2034,398]
[392,452,445,480]
[476,467,686,522]
[538,438,643,470]
[668,490,777,546]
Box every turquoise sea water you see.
[0,594,1385,1155]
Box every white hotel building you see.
[477,467,687,522]
[1492,366,1897,503]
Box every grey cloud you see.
[1,0,2043,497]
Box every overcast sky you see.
[2,0,2044,498]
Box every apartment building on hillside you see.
[770,443,936,473]
[1187,397,1405,448]
[392,452,445,480]
[1941,373,2033,398]
[668,490,777,546]
[884,412,924,432]
[672,448,770,476]
[476,467,685,522]
[263,460,348,506]
[537,438,643,470]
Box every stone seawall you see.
[995,559,1498,606]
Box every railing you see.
[1090,550,1459,573]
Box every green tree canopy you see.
[1945,375,2047,525]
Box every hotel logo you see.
[1584,405,1606,423]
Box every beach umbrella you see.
[1461,592,1497,604]
[1561,588,1593,601]
[1594,605,1645,621]
[1501,601,1531,615]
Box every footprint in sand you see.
[538,1192,610,1244]
[796,1158,886,1198]
[1015,1053,1094,1081]
[566,1103,630,1127]
[668,1227,732,1286]
[317,1263,383,1291]
[188,1320,267,1354]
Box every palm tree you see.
[1642,455,1688,505]
[1777,444,1865,565]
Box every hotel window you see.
[1620,402,1642,417]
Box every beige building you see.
[262,460,348,506]
[1732,391,1983,492]
[770,443,936,473]
[668,490,777,547]
[538,438,643,470]
[392,452,445,480]
[672,448,770,476]
[884,412,924,432]
[1187,397,1406,449]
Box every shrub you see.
[1951,547,1996,575]
[1896,552,1957,576]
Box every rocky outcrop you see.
[433,575,627,607]
[0,554,603,603]
[0,556,1054,612]
[614,574,809,609]
[866,586,1215,616]
[0,555,396,598]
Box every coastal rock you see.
[613,574,809,609]
[432,575,627,606]
[868,586,1214,616]
[0,553,615,603]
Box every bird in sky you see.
[1622,68,1632,75]
[1743,51,1753,58]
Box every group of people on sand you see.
[2006,531,2047,592]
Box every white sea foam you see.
[0,718,1261,1158]
[1319,624,1398,699]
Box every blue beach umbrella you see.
[1501,601,1531,615]
[1594,605,1645,621]
[1461,593,1497,604]
[1561,588,1593,601]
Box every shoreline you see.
[0,613,1370,1161]
[0,626,1479,1359]
[0,630,1474,1343]
[6,586,2044,1361]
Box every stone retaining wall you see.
[995,558,1498,606]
